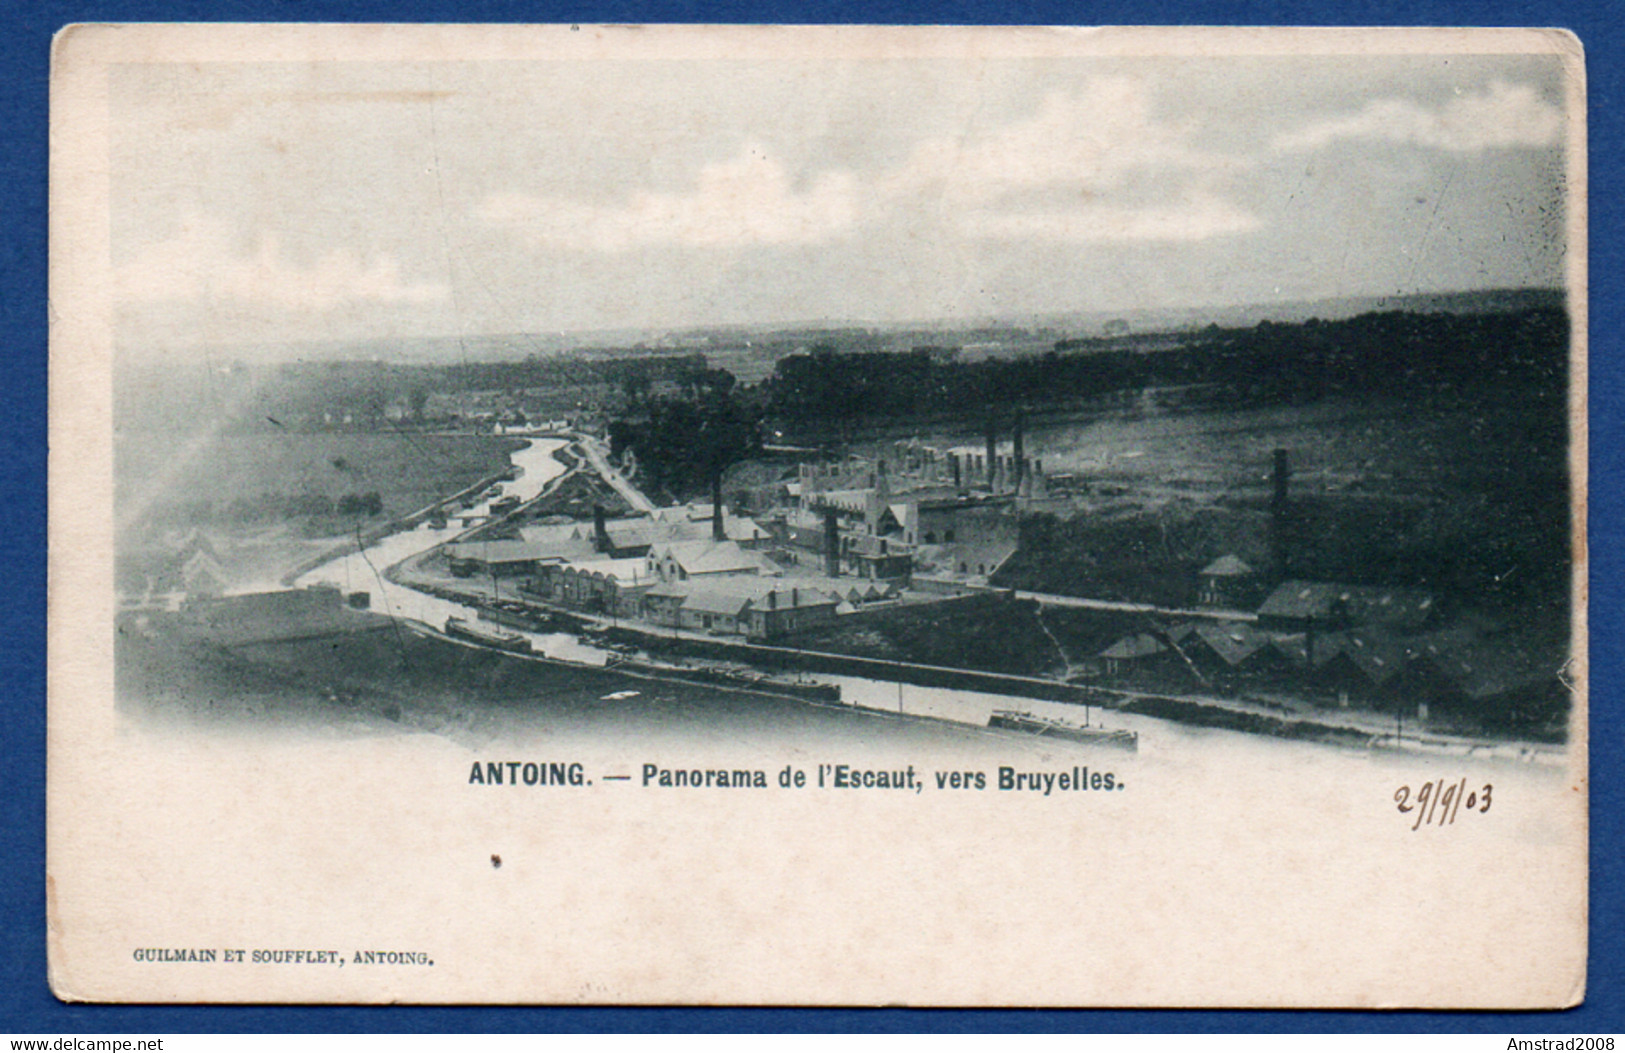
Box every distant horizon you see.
[115,284,1568,366]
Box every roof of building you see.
[812,488,873,513]
[1258,580,1435,627]
[518,522,585,546]
[182,549,230,587]
[1200,554,1256,578]
[652,539,775,576]
[1265,631,1347,668]
[442,540,560,564]
[805,577,895,603]
[680,589,756,618]
[651,577,839,618]
[1188,621,1269,666]
[1331,628,1409,685]
[751,587,841,613]
[1409,634,1559,700]
[1100,633,1167,660]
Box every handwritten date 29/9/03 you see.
[1395,778,1491,831]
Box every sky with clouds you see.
[108,47,1573,352]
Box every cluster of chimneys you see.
[799,433,1049,497]
[934,414,1043,497]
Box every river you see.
[293,438,607,665]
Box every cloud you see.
[478,80,1259,253]
[113,216,448,311]
[1273,80,1564,154]
[888,79,1238,207]
[476,146,860,252]
[958,190,1262,244]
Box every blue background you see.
[4,0,1618,1034]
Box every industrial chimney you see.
[984,418,998,491]
[712,472,726,541]
[823,508,840,578]
[592,504,610,553]
[1269,448,1291,573]
[1012,413,1025,492]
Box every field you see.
[115,429,526,594]
[118,430,526,528]
[906,390,1569,623]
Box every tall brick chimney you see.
[1012,412,1025,492]
[1269,448,1291,572]
[712,472,726,541]
[823,508,840,577]
[984,418,998,491]
[592,504,609,553]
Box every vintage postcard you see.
[49,24,1587,1005]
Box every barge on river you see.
[988,709,1138,751]
[607,656,842,704]
[445,617,532,654]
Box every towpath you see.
[574,434,657,513]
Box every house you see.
[1195,555,1262,609]
[744,586,841,640]
[675,586,756,635]
[639,579,840,638]
[1171,620,1270,682]
[1394,632,1566,722]
[1311,628,1407,705]
[642,583,690,628]
[1099,633,1172,676]
[181,549,230,599]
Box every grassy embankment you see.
[117,430,526,592]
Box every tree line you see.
[763,307,1568,428]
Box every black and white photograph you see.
[49,24,1587,1006]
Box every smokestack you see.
[1270,448,1291,573]
[1012,413,1025,491]
[950,453,961,490]
[712,473,726,541]
[593,504,609,553]
[985,418,998,490]
[823,508,840,578]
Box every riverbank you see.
[390,560,1565,764]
